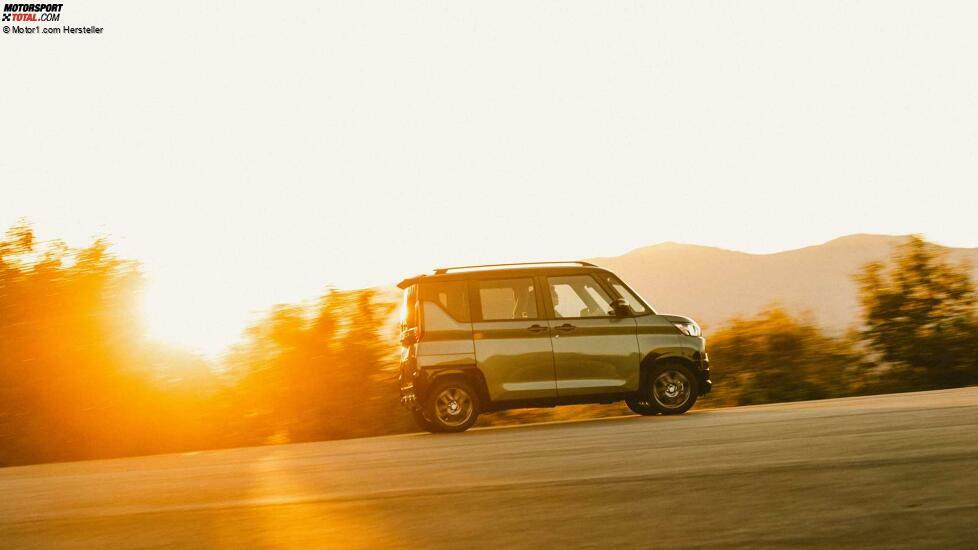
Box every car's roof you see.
[397,262,612,289]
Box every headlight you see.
[671,320,701,337]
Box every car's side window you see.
[420,281,471,325]
[477,278,538,321]
[548,275,615,318]
[604,275,648,314]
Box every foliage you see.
[702,307,863,406]
[856,236,978,389]
[0,223,242,465]
[225,289,409,443]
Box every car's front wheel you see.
[421,378,480,433]
[626,363,698,416]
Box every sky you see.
[3,0,978,355]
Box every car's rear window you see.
[401,284,419,328]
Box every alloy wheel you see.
[434,387,474,427]
[652,369,692,410]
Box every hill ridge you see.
[588,234,978,332]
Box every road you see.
[2,388,977,549]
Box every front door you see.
[544,274,640,397]
[471,277,557,402]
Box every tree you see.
[704,307,862,406]
[226,288,406,444]
[856,236,978,389]
[0,223,235,465]
[0,224,147,464]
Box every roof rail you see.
[433,261,596,275]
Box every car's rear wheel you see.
[626,363,698,416]
[412,409,440,433]
[422,378,480,433]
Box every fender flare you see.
[420,365,491,405]
[638,353,697,391]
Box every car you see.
[396,261,711,433]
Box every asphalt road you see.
[2,388,977,549]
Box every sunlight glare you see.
[140,277,251,358]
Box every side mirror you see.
[611,298,631,317]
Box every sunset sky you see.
[4,0,978,355]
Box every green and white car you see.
[397,261,711,433]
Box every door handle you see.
[527,324,548,334]
[553,323,576,332]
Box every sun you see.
[139,277,249,359]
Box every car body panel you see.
[418,353,476,369]
[635,314,686,363]
[416,300,474,357]
[548,316,641,396]
[472,320,557,401]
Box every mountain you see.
[589,235,978,333]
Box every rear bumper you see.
[399,383,419,409]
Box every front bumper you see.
[698,352,712,394]
[698,371,712,394]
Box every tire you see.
[625,394,658,416]
[627,363,699,416]
[422,377,480,433]
[412,409,441,433]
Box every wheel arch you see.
[423,366,491,406]
[639,353,697,392]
